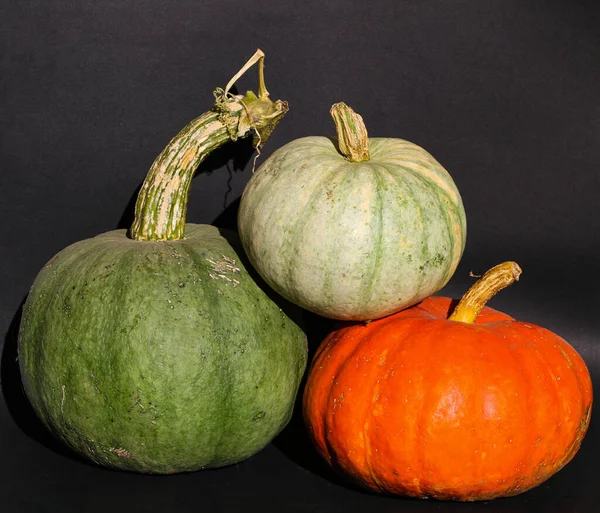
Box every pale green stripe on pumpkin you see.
[382,154,464,252]
[390,165,430,300]
[394,155,466,287]
[372,138,461,206]
[382,157,460,209]
[284,161,351,308]
[432,193,460,291]
[382,163,456,303]
[437,189,466,287]
[313,165,359,310]
[312,163,382,313]
[355,166,385,313]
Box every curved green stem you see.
[129,50,288,241]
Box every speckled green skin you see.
[18,224,307,473]
[238,136,467,321]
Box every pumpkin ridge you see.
[388,163,464,297]
[495,328,541,494]
[376,316,436,494]
[494,323,574,449]
[524,327,586,490]
[326,319,406,488]
[475,323,538,493]
[414,320,452,497]
[357,318,432,490]
[517,325,591,473]
[321,343,361,477]
[537,338,584,475]
[356,166,386,314]
[376,143,461,207]
[431,195,458,291]
[384,156,461,218]
[437,193,465,288]
[394,321,479,496]
[518,328,571,468]
[317,163,368,308]
[284,160,352,305]
[306,335,339,464]
[385,166,430,299]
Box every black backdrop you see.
[1,1,599,511]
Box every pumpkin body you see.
[303,296,592,500]
[19,225,307,473]
[238,136,466,320]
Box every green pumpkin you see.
[238,103,467,321]
[18,51,306,474]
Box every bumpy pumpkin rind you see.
[19,225,307,473]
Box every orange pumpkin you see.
[303,262,592,501]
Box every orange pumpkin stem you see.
[330,102,370,162]
[449,261,522,324]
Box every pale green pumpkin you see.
[238,103,467,321]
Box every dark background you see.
[1,0,599,511]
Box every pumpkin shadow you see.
[269,309,364,492]
[1,298,94,466]
[212,196,241,233]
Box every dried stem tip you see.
[330,102,370,162]
[449,261,522,324]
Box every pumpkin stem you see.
[330,102,370,162]
[448,262,522,324]
[129,49,288,241]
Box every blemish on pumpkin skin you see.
[60,385,66,413]
[108,447,131,459]
[207,255,241,286]
[253,411,266,421]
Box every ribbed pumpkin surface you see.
[303,296,592,500]
[19,225,307,473]
[238,136,466,320]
